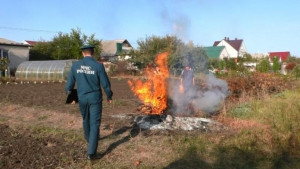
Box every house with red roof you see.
[213,37,247,59]
[268,52,290,62]
[23,40,37,46]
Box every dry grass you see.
[1,78,299,168]
[0,103,82,130]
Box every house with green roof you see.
[213,37,247,58]
[204,46,229,59]
[101,39,133,62]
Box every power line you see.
[0,26,60,34]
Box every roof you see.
[0,38,19,44]
[213,37,243,51]
[101,39,132,56]
[269,52,290,62]
[204,46,225,59]
[24,40,38,46]
[0,38,30,47]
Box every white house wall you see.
[0,45,29,72]
[239,41,247,56]
[219,48,229,59]
[216,40,238,58]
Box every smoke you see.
[160,10,191,42]
[168,73,228,115]
[159,4,228,115]
[192,75,228,113]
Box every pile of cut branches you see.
[225,73,294,101]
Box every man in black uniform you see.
[65,44,113,160]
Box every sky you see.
[1,0,300,57]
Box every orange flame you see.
[128,52,169,115]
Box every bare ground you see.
[0,76,297,168]
[0,78,144,168]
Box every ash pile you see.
[133,114,225,132]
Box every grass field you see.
[0,78,299,169]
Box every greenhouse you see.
[15,60,76,81]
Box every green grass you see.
[157,86,300,169]
[54,86,300,168]
[228,86,300,134]
[29,125,84,142]
[221,86,300,169]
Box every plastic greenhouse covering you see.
[15,60,76,81]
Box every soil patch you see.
[0,124,85,169]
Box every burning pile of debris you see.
[128,52,228,131]
[128,52,169,115]
[137,104,155,115]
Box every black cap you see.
[81,44,95,50]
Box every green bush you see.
[0,58,8,71]
[272,57,281,73]
[256,58,271,73]
[291,64,300,79]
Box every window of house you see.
[0,49,8,59]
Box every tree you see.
[208,58,219,70]
[0,58,8,77]
[172,43,208,74]
[220,60,228,70]
[291,65,300,79]
[272,57,281,73]
[241,53,256,62]
[130,35,208,75]
[130,35,183,69]
[287,55,300,64]
[86,34,102,60]
[256,57,271,72]
[29,28,102,60]
[225,58,238,70]
[29,41,53,60]
[51,28,85,60]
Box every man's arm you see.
[99,64,113,101]
[65,66,76,94]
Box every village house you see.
[101,39,133,62]
[268,51,290,75]
[212,37,247,59]
[23,40,37,48]
[100,39,137,72]
[0,38,30,75]
[204,46,229,60]
[268,51,290,62]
